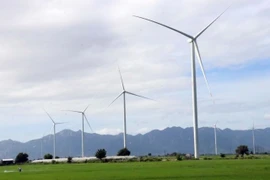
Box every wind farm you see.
[0,1,270,179]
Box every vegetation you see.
[44,153,53,159]
[176,154,182,161]
[95,149,107,160]
[1,159,270,179]
[67,156,72,163]
[236,145,249,157]
[15,152,28,164]
[117,148,131,156]
[220,153,226,158]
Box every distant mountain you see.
[0,127,270,160]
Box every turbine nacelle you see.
[187,38,194,43]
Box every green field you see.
[1,159,270,180]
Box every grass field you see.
[1,159,270,180]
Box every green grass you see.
[1,159,270,180]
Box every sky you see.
[0,0,270,142]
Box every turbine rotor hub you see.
[187,38,194,43]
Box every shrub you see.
[235,145,249,157]
[176,154,182,161]
[44,154,53,159]
[117,148,131,156]
[15,152,29,164]
[51,160,56,164]
[95,149,107,160]
[220,153,226,158]
[67,156,72,163]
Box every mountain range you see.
[1,126,270,160]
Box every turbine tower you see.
[214,121,218,155]
[44,109,65,159]
[134,6,230,158]
[64,105,93,157]
[109,66,153,148]
[252,121,256,154]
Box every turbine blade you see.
[83,104,90,113]
[84,114,94,132]
[195,5,231,39]
[108,92,123,107]
[62,110,82,113]
[194,40,215,104]
[118,65,125,91]
[43,109,55,124]
[55,122,68,125]
[126,91,155,101]
[133,15,193,39]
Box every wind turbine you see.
[252,121,256,154]
[214,121,218,155]
[44,109,66,159]
[109,66,153,148]
[134,6,230,158]
[64,105,93,157]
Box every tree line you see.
[5,145,259,165]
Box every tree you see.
[44,153,53,159]
[95,149,106,160]
[117,148,131,156]
[67,156,72,163]
[235,145,249,157]
[220,153,226,158]
[15,152,28,164]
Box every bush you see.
[117,148,131,156]
[44,154,53,159]
[203,157,212,160]
[67,156,72,163]
[51,160,56,164]
[95,149,107,160]
[176,154,182,161]
[220,153,226,158]
[15,152,29,164]
[235,145,249,157]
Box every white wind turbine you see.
[214,121,218,155]
[252,121,256,154]
[44,109,66,159]
[64,105,93,157]
[134,6,230,158]
[108,66,153,148]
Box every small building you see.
[1,159,14,165]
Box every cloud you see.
[135,128,149,135]
[95,128,122,135]
[264,114,270,120]
[0,0,269,141]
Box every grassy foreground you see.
[1,159,270,180]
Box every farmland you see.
[1,158,270,180]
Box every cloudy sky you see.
[0,0,269,142]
